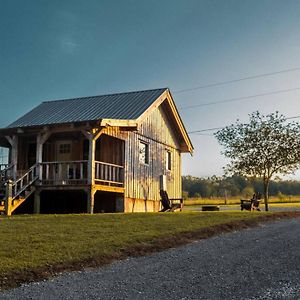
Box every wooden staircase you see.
[0,164,39,216]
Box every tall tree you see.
[215,111,300,211]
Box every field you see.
[2,211,297,290]
[184,196,300,206]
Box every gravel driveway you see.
[1,218,299,300]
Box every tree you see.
[215,111,300,211]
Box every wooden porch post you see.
[88,136,96,186]
[34,189,40,214]
[87,187,96,214]
[87,136,96,214]
[36,134,43,181]
[5,136,18,180]
[82,128,104,214]
[36,132,51,181]
[115,194,125,212]
[5,180,13,216]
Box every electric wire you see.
[173,66,300,94]
[188,115,300,135]
[179,87,300,110]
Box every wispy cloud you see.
[60,37,79,54]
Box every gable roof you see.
[7,88,167,128]
[3,88,193,153]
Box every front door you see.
[55,141,72,182]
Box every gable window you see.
[139,141,149,164]
[166,150,171,171]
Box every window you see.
[166,150,171,170]
[59,143,71,154]
[139,141,149,164]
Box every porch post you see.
[36,134,43,180]
[87,187,96,214]
[5,180,13,216]
[34,189,41,214]
[88,136,96,185]
[36,132,51,181]
[6,136,18,180]
[82,128,103,214]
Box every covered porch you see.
[0,126,126,215]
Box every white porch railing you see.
[12,164,38,199]
[40,161,88,185]
[1,161,125,187]
[95,161,124,186]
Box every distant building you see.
[0,88,193,215]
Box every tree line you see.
[182,175,300,199]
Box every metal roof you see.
[7,88,167,128]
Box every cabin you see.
[0,88,193,215]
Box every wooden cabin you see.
[0,88,193,215]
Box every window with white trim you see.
[139,141,149,164]
[166,150,171,171]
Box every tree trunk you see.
[263,179,269,211]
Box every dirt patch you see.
[1,212,299,291]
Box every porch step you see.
[0,186,35,215]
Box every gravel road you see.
[1,218,299,300]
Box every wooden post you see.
[5,180,13,216]
[5,136,18,180]
[115,194,124,212]
[88,136,96,185]
[36,132,51,181]
[87,188,96,214]
[34,189,40,214]
[36,134,43,180]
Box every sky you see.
[1,0,300,179]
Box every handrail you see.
[0,164,14,182]
[94,161,124,168]
[12,164,39,199]
[41,160,88,164]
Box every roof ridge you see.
[42,87,168,103]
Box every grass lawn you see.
[184,197,300,206]
[0,211,299,289]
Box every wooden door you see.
[55,141,72,182]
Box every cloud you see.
[60,37,79,54]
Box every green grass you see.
[184,202,300,211]
[0,212,266,277]
[184,196,300,206]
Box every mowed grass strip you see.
[0,211,299,289]
[184,196,300,206]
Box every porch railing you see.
[40,161,88,185]
[12,164,38,199]
[1,161,125,187]
[0,164,14,182]
[95,161,124,186]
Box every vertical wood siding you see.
[99,104,182,205]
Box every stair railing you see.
[0,164,14,183]
[11,164,39,199]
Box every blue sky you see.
[1,0,300,178]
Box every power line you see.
[188,115,300,134]
[179,87,300,110]
[173,66,300,94]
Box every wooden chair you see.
[160,190,183,212]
